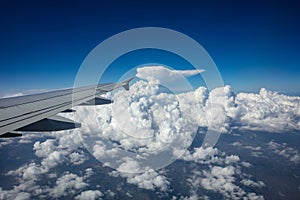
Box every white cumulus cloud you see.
[75,190,103,200]
[267,141,300,163]
[60,78,300,175]
[50,172,88,198]
[110,157,170,191]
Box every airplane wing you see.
[0,78,133,138]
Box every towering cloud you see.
[65,76,300,176]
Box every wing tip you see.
[122,77,134,91]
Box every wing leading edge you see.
[0,78,133,138]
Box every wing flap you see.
[61,109,76,113]
[0,132,22,138]
[16,115,81,132]
[79,97,113,106]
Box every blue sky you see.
[0,0,299,96]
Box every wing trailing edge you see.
[16,115,81,132]
[0,132,22,138]
[79,97,113,106]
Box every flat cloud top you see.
[136,65,205,85]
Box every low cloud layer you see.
[267,141,300,163]
[182,146,264,200]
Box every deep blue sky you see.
[0,0,299,96]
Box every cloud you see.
[69,152,87,165]
[33,140,66,169]
[1,89,51,98]
[241,162,252,168]
[187,165,264,200]
[241,179,265,188]
[187,163,264,200]
[61,79,300,175]
[267,141,300,163]
[0,133,91,199]
[231,142,263,157]
[235,88,300,132]
[2,162,95,199]
[14,192,31,200]
[180,147,219,164]
[50,172,88,198]
[181,145,265,199]
[136,65,205,83]
[232,140,300,162]
[2,92,24,98]
[119,168,169,192]
[75,190,103,200]
[32,131,87,169]
[109,157,170,191]
[136,65,204,92]
[71,80,198,171]
[2,162,46,199]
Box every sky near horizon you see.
[0,0,299,96]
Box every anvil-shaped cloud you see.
[136,65,204,91]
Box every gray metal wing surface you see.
[0,78,133,138]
